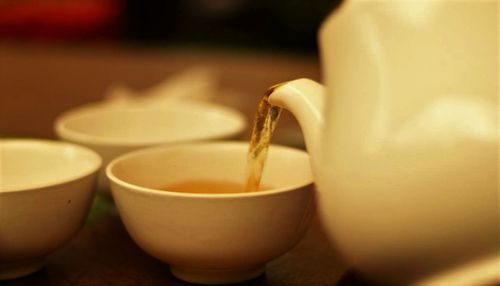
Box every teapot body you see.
[315,1,498,284]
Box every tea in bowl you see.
[0,139,101,280]
[106,141,314,284]
[55,100,246,193]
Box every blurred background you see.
[0,3,353,285]
[0,0,340,52]
[0,0,341,140]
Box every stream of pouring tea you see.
[244,84,284,193]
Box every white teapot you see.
[268,1,498,285]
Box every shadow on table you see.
[335,271,378,286]
[2,193,377,286]
[229,270,375,286]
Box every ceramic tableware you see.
[106,141,314,284]
[0,139,101,279]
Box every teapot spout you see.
[268,78,325,158]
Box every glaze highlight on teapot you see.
[267,0,498,284]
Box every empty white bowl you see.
[0,139,101,280]
[55,100,246,192]
[107,141,315,284]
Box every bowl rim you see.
[106,141,313,199]
[54,100,247,147]
[0,138,102,193]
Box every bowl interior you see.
[108,142,312,195]
[56,101,246,146]
[1,140,101,192]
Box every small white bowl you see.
[107,141,314,285]
[55,100,246,192]
[0,139,101,280]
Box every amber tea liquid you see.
[162,180,270,194]
[163,84,283,194]
[244,84,283,193]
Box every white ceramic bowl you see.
[55,100,246,192]
[0,139,101,280]
[107,141,314,285]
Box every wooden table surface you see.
[3,196,368,286]
[0,43,373,286]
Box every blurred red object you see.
[0,0,123,40]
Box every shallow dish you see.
[55,100,246,192]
